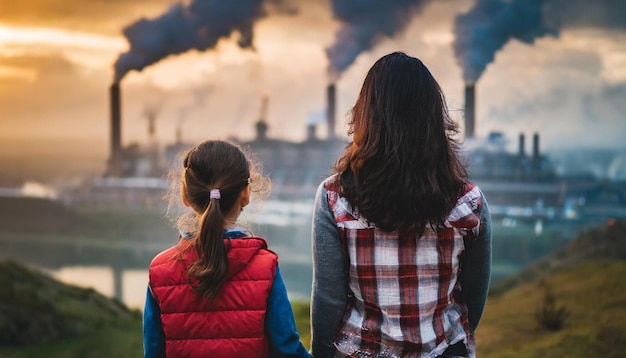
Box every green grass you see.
[4,261,625,357]
[0,303,309,358]
[0,260,142,356]
[0,321,143,358]
[491,220,626,294]
[476,260,626,358]
[0,259,312,356]
[292,301,311,350]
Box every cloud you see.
[0,0,176,34]
[0,24,125,72]
[479,47,626,149]
[547,0,626,31]
[1,0,625,157]
[0,54,108,138]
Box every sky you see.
[1,0,626,172]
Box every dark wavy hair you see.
[335,52,468,235]
[178,140,261,300]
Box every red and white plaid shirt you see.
[324,177,482,358]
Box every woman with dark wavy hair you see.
[311,52,492,358]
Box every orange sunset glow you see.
[2,2,626,356]
[1,0,626,185]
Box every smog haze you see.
[1,0,626,184]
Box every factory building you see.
[60,79,624,225]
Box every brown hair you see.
[335,52,468,235]
[178,140,268,299]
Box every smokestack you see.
[255,95,269,141]
[108,83,122,176]
[532,132,540,162]
[255,121,268,141]
[464,83,476,138]
[175,126,182,145]
[327,83,336,139]
[307,124,317,142]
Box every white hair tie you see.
[209,189,221,200]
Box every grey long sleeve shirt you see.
[310,182,492,358]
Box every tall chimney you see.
[175,126,182,145]
[464,83,476,139]
[327,83,336,139]
[516,133,526,180]
[255,95,269,141]
[306,124,317,142]
[255,120,268,141]
[532,132,540,162]
[109,83,122,176]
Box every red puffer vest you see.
[149,237,278,358]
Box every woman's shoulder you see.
[445,182,483,229]
[319,174,338,189]
[459,182,483,203]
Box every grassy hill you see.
[475,219,626,357]
[476,260,626,357]
[0,259,310,357]
[1,220,625,357]
[491,219,626,294]
[0,260,142,357]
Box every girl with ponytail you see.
[143,140,311,358]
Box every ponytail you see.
[186,191,230,300]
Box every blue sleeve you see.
[311,182,348,358]
[459,191,493,332]
[265,266,312,358]
[143,286,166,358]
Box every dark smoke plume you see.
[454,0,557,84]
[454,0,626,84]
[114,0,267,83]
[547,0,626,31]
[326,0,430,81]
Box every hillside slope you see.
[476,260,626,358]
[491,219,626,294]
[0,260,142,357]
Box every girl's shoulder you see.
[150,245,183,267]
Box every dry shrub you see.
[535,282,571,331]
